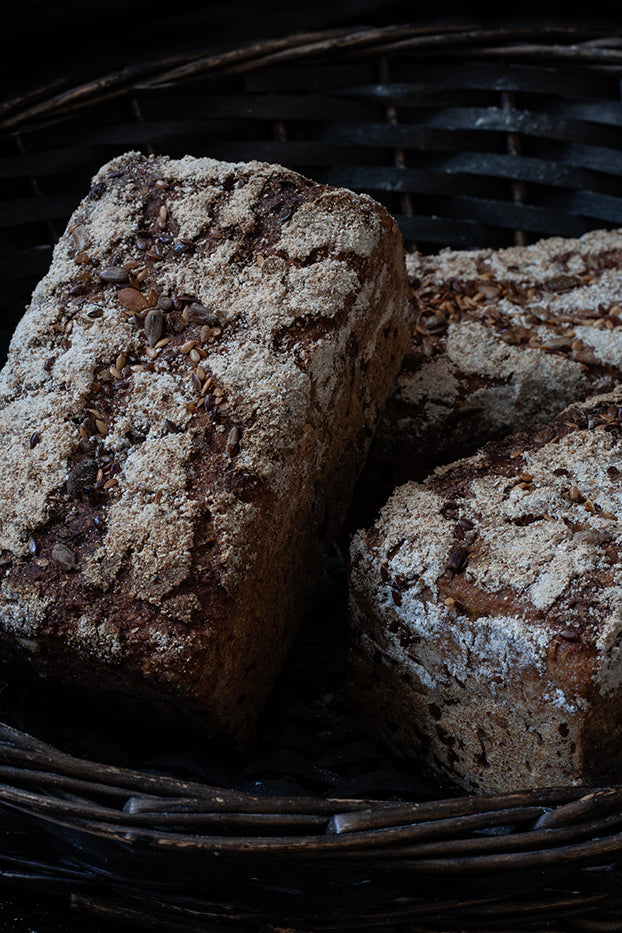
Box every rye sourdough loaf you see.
[0,151,413,743]
[352,229,622,527]
[350,388,622,793]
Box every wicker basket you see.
[3,23,622,932]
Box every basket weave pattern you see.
[2,24,622,931]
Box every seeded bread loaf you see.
[352,229,622,527]
[0,151,413,743]
[350,389,622,792]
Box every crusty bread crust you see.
[0,152,413,742]
[352,229,622,529]
[350,387,622,792]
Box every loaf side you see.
[350,388,622,792]
[0,152,413,741]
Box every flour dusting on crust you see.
[0,151,413,736]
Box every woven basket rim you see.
[6,716,622,931]
[5,718,622,857]
[2,22,622,131]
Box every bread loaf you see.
[353,229,622,527]
[350,389,622,792]
[0,151,413,742]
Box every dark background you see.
[1,1,621,930]
[2,0,621,106]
